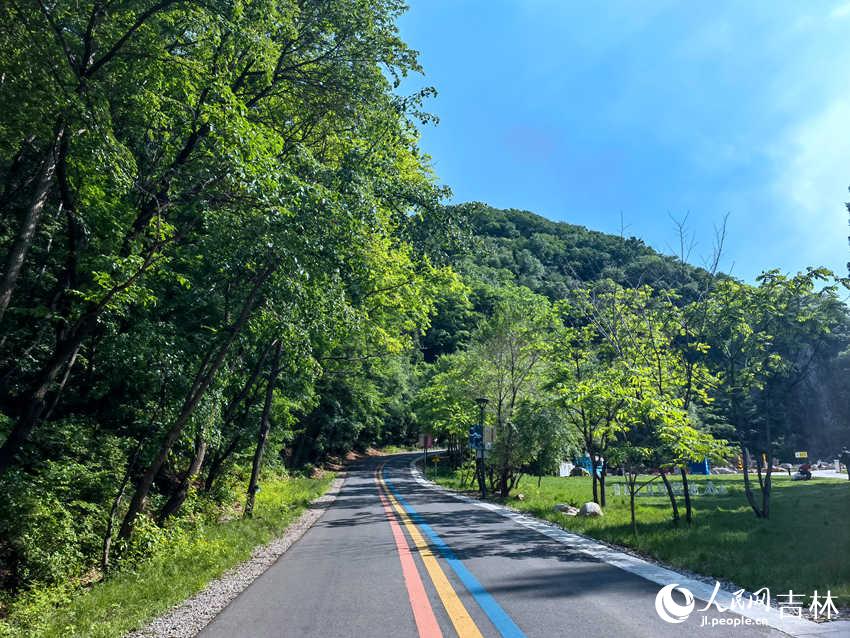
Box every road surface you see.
[200,454,793,638]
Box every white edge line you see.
[409,457,849,638]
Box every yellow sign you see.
[794,451,808,459]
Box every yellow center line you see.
[377,471,483,638]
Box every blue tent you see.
[688,458,711,475]
[575,455,602,477]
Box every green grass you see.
[0,474,333,638]
[430,463,850,602]
[376,444,421,454]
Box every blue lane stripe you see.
[382,469,527,638]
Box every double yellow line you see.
[376,465,483,638]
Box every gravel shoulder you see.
[125,475,346,638]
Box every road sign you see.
[419,433,433,448]
[468,423,483,450]
[795,451,808,459]
[484,425,495,448]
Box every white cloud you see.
[830,2,850,19]
[772,98,850,272]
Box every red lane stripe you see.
[375,466,443,638]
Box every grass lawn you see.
[0,474,333,638]
[428,461,850,603]
[376,444,422,454]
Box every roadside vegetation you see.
[416,257,849,517]
[0,0,456,629]
[377,444,423,455]
[0,472,331,638]
[430,465,850,602]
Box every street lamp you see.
[475,397,489,498]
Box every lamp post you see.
[475,397,489,498]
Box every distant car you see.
[569,466,590,477]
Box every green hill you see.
[449,203,714,301]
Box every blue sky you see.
[397,1,850,281]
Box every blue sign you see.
[468,424,484,450]
[688,457,711,475]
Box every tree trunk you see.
[0,330,82,472]
[498,467,510,497]
[118,382,210,539]
[204,435,241,492]
[0,245,167,474]
[475,456,487,498]
[202,345,273,491]
[629,475,637,536]
[499,422,514,497]
[102,441,142,571]
[118,264,274,539]
[660,470,680,526]
[219,340,275,425]
[157,431,207,523]
[41,343,81,422]
[741,445,764,518]
[761,416,773,519]
[245,341,282,518]
[511,473,522,491]
[0,125,64,324]
[761,453,772,520]
[679,466,692,525]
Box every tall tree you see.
[703,269,845,518]
[467,286,552,496]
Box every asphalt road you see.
[199,454,790,638]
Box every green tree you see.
[558,283,727,524]
[466,286,553,496]
[549,321,631,506]
[703,269,846,518]
[0,0,453,587]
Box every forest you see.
[419,203,850,525]
[0,0,849,630]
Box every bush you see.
[0,466,104,588]
[0,473,332,638]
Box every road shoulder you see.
[125,475,346,638]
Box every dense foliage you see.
[451,203,715,299]
[416,204,850,528]
[0,0,453,599]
